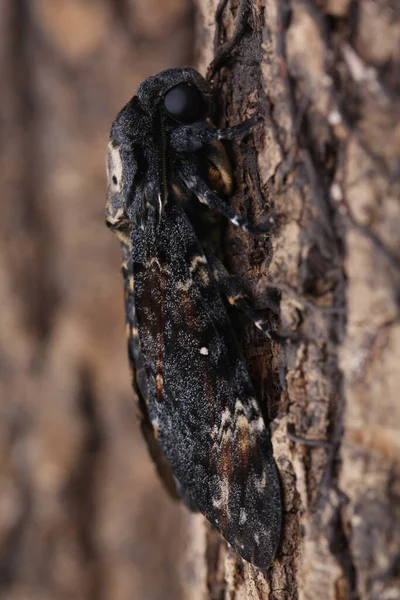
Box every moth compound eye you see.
[163,83,204,123]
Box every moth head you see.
[137,67,213,123]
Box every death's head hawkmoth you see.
[105,66,281,570]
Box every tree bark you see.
[191,1,400,598]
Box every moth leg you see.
[179,163,272,235]
[170,116,261,153]
[207,253,284,342]
[207,0,252,81]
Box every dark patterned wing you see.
[132,200,281,569]
[105,189,179,501]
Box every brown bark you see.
[192,0,400,598]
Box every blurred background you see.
[0,1,197,598]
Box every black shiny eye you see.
[163,83,204,123]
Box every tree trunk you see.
[192,0,400,598]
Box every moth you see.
[105,67,281,569]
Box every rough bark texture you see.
[1,1,399,599]
[193,0,400,599]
